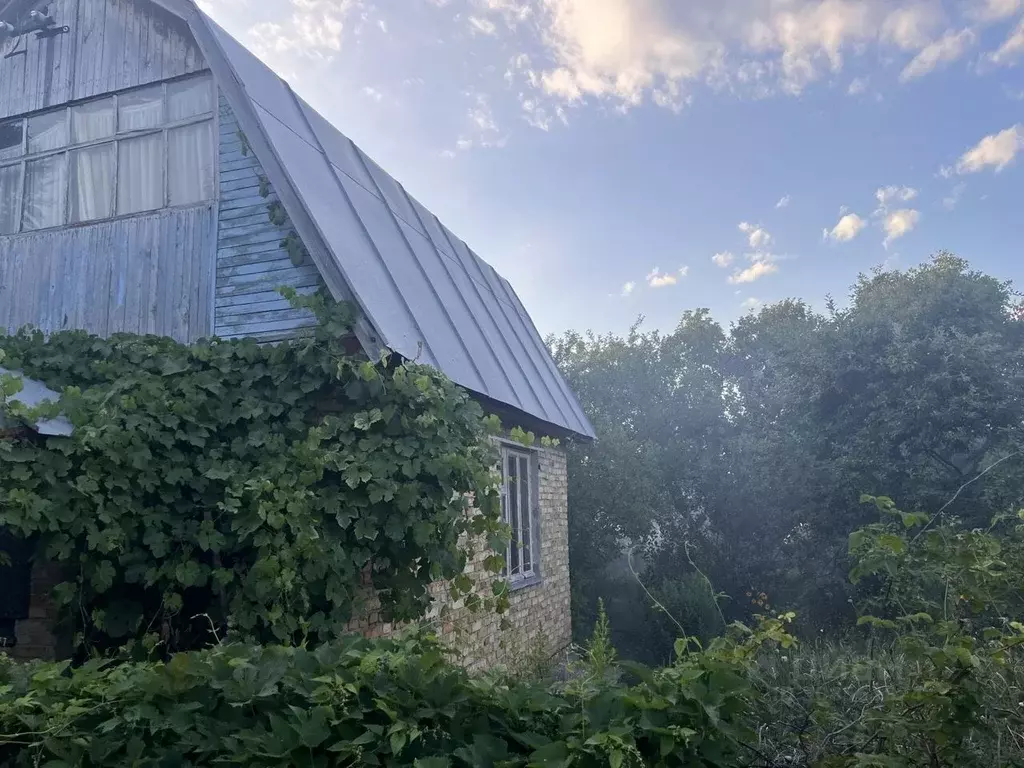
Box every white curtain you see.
[27,111,67,154]
[118,87,163,132]
[117,134,163,215]
[168,123,213,206]
[70,145,114,223]
[72,99,115,143]
[23,155,66,231]
[0,163,20,234]
[167,76,212,122]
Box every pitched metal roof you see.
[0,367,73,436]
[179,6,595,440]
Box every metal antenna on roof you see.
[0,1,70,59]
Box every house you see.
[0,0,595,669]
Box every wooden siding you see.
[0,206,215,342]
[215,94,319,342]
[0,0,205,120]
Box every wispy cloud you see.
[739,221,773,249]
[942,182,967,210]
[775,194,791,209]
[900,28,976,82]
[741,297,763,310]
[468,15,498,35]
[621,281,636,296]
[847,77,869,95]
[955,124,1024,173]
[984,18,1024,67]
[875,185,918,207]
[646,267,687,287]
[712,251,735,268]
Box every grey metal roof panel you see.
[0,367,73,437]
[191,10,595,439]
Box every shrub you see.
[0,618,794,768]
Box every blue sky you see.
[199,0,1024,337]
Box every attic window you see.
[0,73,214,234]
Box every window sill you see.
[508,574,542,592]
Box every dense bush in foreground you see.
[0,616,793,768]
[3,500,1024,766]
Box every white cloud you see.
[969,0,1020,22]
[883,208,921,246]
[712,251,735,268]
[468,15,498,35]
[955,124,1024,173]
[646,267,680,287]
[621,281,636,296]
[880,3,945,50]
[728,259,778,284]
[247,0,356,63]
[523,0,990,114]
[678,265,691,277]
[827,212,866,241]
[875,185,918,207]
[738,221,773,249]
[776,194,791,208]
[984,18,1024,66]
[362,85,383,101]
[847,76,868,94]
[478,0,533,24]
[899,28,976,81]
[741,297,763,310]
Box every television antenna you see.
[0,2,70,59]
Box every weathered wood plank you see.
[0,208,215,343]
[1,0,206,120]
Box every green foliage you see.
[553,254,1024,650]
[266,200,288,227]
[750,497,1024,765]
[280,230,309,266]
[0,614,794,768]
[0,296,507,656]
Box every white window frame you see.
[500,443,541,588]
[0,73,215,236]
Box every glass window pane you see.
[118,134,164,215]
[0,164,21,234]
[70,144,114,223]
[168,122,213,205]
[118,86,163,132]
[0,121,23,161]
[519,456,532,573]
[507,453,520,577]
[23,155,66,231]
[27,111,68,153]
[167,76,212,122]
[71,98,115,143]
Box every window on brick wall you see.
[0,73,214,236]
[500,444,540,586]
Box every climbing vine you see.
[258,173,310,267]
[0,294,508,656]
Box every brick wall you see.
[6,561,63,661]
[348,443,573,672]
[6,445,573,671]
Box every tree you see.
[555,255,1024,656]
